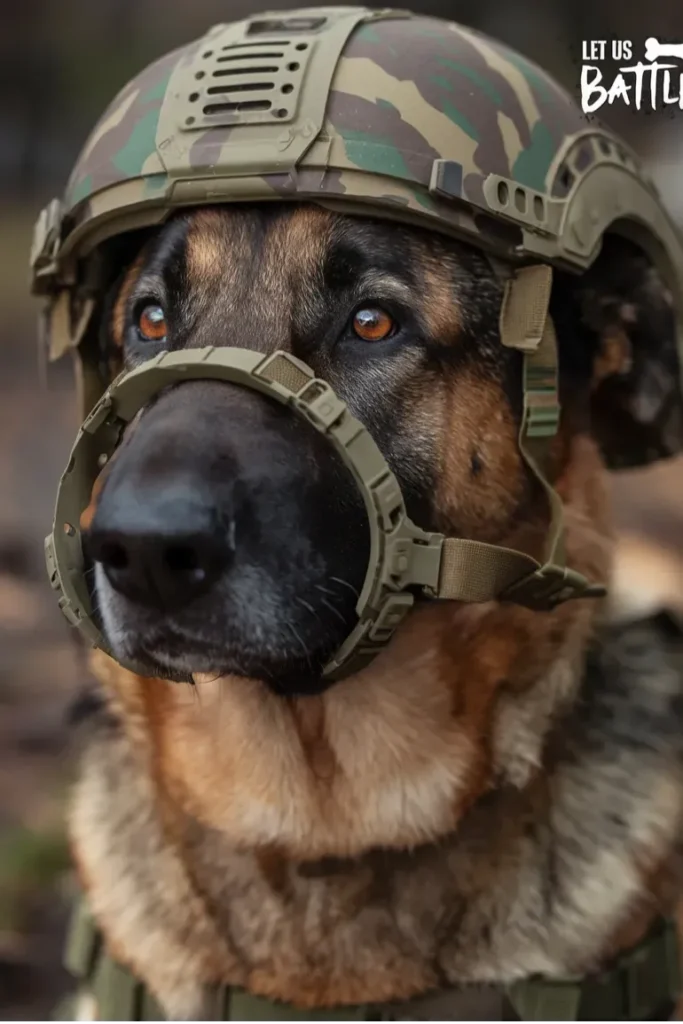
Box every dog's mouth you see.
[101,599,355,695]
[88,553,363,694]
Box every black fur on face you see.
[82,202,681,694]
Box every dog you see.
[65,202,683,1019]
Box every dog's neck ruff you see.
[61,897,681,1021]
[62,607,683,1020]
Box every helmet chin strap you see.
[434,262,606,610]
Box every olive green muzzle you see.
[45,346,605,682]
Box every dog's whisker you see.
[195,670,223,685]
[329,575,359,599]
[320,597,347,626]
[285,622,313,669]
[316,582,355,611]
[297,596,322,622]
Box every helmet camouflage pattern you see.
[30,5,683,461]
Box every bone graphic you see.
[644,38,683,62]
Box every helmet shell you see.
[62,11,582,250]
[33,6,682,290]
[29,6,683,472]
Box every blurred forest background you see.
[1,0,683,1018]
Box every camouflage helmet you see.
[30,5,683,458]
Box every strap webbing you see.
[434,264,606,612]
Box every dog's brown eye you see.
[137,304,167,342]
[352,307,395,342]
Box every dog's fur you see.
[67,204,683,1018]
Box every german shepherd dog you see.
[70,203,683,1019]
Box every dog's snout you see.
[88,486,233,612]
[84,377,369,685]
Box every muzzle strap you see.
[435,535,602,610]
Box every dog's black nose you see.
[87,484,232,612]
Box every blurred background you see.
[1,0,682,1018]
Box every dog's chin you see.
[109,632,337,696]
[92,569,354,696]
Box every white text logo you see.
[581,39,683,113]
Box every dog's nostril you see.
[164,544,202,574]
[89,511,232,610]
[100,541,129,570]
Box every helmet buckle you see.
[500,564,606,611]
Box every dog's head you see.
[82,203,680,696]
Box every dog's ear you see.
[552,234,683,469]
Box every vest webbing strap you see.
[56,896,681,1021]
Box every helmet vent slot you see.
[207,82,275,94]
[553,163,575,198]
[216,54,283,63]
[203,100,272,116]
[572,141,594,173]
[179,27,314,129]
[247,16,326,34]
[213,66,280,77]
[220,41,290,49]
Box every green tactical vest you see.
[56,896,682,1021]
